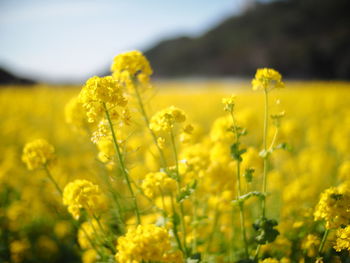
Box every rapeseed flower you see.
[115,224,183,263]
[252,68,285,91]
[314,184,350,229]
[150,106,186,132]
[79,76,127,123]
[334,226,350,252]
[111,50,153,87]
[62,179,103,220]
[22,139,55,170]
[141,172,177,198]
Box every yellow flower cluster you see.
[141,172,177,198]
[111,50,153,86]
[301,234,320,257]
[180,143,210,181]
[115,224,182,263]
[334,226,350,252]
[252,68,285,91]
[222,94,236,112]
[314,184,350,229]
[62,179,103,220]
[78,76,127,123]
[150,106,187,132]
[22,139,55,170]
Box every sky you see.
[0,0,247,83]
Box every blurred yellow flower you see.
[252,68,285,91]
[22,139,55,170]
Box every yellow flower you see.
[62,179,103,220]
[252,68,285,91]
[141,172,177,198]
[149,106,186,132]
[82,249,98,263]
[79,76,127,123]
[111,50,153,86]
[180,143,210,181]
[115,224,183,263]
[22,139,55,170]
[157,137,166,149]
[180,124,194,144]
[96,138,114,165]
[301,234,320,257]
[334,226,350,252]
[314,184,350,229]
[222,94,236,112]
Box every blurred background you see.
[0,0,349,85]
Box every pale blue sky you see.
[0,0,247,82]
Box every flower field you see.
[1,52,350,263]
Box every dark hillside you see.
[145,0,350,79]
[0,67,36,85]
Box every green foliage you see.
[253,217,280,244]
[177,180,198,203]
[231,143,247,162]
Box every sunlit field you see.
[1,55,350,263]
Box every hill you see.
[144,0,350,79]
[0,67,36,85]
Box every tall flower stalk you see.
[223,95,249,258]
[252,68,285,258]
[103,103,141,224]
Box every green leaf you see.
[230,142,246,162]
[243,168,255,183]
[172,212,180,225]
[176,180,198,203]
[253,217,280,244]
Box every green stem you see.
[103,103,141,224]
[230,111,249,258]
[133,80,168,169]
[318,229,330,255]
[170,128,180,178]
[91,213,116,254]
[170,193,185,254]
[44,165,62,195]
[99,166,125,234]
[80,223,105,258]
[42,169,103,257]
[254,245,261,261]
[261,89,269,218]
[170,128,188,255]
[268,127,279,152]
[206,204,220,253]
[192,192,198,253]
